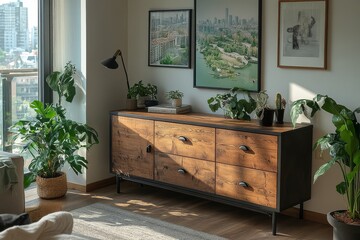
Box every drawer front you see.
[112,116,154,179]
[155,152,215,193]
[155,122,215,161]
[216,163,277,208]
[216,129,278,172]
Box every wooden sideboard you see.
[110,110,313,235]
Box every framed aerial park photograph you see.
[278,0,328,69]
[194,0,262,91]
[148,9,192,68]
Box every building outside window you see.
[0,0,51,167]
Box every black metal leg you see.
[116,175,121,194]
[272,212,277,236]
[299,202,304,219]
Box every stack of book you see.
[147,104,191,114]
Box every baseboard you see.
[67,177,116,192]
[281,207,328,225]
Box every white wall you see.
[53,0,128,185]
[126,0,360,214]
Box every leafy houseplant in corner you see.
[207,87,256,120]
[291,94,360,240]
[166,90,184,107]
[10,62,99,199]
[255,90,274,126]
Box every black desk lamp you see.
[101,49,130,91]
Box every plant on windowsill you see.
[166,90,184,107]
[291,94,360,239]
[10,62,99,199]
[207,87,256,120]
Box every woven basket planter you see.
[36,172,67,199]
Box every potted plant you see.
[126,84,139,110]
[255,90,274,126]
[10,62,99,199]
[166,90,184,107]
[275,93,286,124]
[144,83,158,107]
[291,94,360,239]
[207,87,256,120]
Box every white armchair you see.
[0,151,25,214]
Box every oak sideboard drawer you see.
[216,129,278,172]
[216,163,277,208]
[155,152,215,193]
[155,121,215,161]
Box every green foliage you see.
[255,90,269,118]
[127,80,157,99]
[10,63,99,188]
[207,87,256,120]
[46,62,76,105]
[291,94,360,220]
[275,93,282,110]
[166,90,184,100]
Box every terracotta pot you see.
[327,211,360,240]
[36,172,67,199]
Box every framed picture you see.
[148,9,192,68]
[278,0,328,69]
[194,0,262,91]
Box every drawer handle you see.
[177,168,186,174]
[146,145,152,153]
[239,145,249,151]
[239,181,249,188]
[178,136,188,142]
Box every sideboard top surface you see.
[111,110,312,135]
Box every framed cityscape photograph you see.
[278,0,328,69]
[148,9,192,68]
[194,0,262,91]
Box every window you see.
[0,0,51,159]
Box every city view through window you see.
[0,0,39,154]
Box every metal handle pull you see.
[146,145,152,153]
[239,181,249,188]
[239,145,249,151]
[177,168,186,174]
[178,136,188,142]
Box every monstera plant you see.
[11,62,99,199]
[291,94,360,239]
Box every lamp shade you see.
[101,56,118,69]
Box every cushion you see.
[0,213,30,232]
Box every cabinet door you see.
[112,116,154,179]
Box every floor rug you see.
[71,203,227,240]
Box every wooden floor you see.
[26,181,332,240]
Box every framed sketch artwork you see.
[278,0,328,69]
[194,0,262,91]
[148,9,192,68]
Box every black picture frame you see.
[148,9,192,68]
[194,0,262,92]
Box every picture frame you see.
[194,0,262,92]
[278,0,328,69]
[148,9,192,68]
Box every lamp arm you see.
[118,50,130,91]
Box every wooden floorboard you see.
[25,181,332,240]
